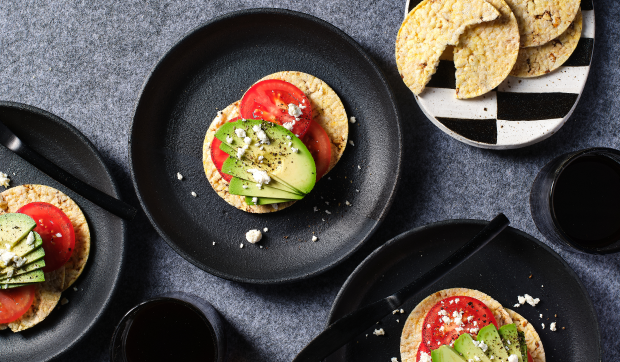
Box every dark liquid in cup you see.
[552,154,620,249]
[124,300,216,362]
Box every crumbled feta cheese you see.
[226,136,233,144]
[243,136,252,144]
[60,298,69,305]
[6,269,13,278]
[391,358,399,362]
[325,210,331,215]
[469,327,479,334]
[508,355,518,362]
[258,156,264,162]
[213,242,216,245]
[325,201,329,205]
[0,251,16,266]
[357,165,361,169]
[312,236,318,242]
[490,356,494,360]
[26,232,35,246]
[237,147,246,159]
[177,172,184,180]
[191,191,197,197]
[0,172,10,188]
[235,128,246,138]
[313,206,319,212]
[73,287,78,291]
[349,140,354,146]
[291,147,298,153]
[263,228,268,232]
[524,294,540,306]
[356,189,359,192]
[474,356,481,362]
[467,316,473,322]
[286,135,291,140]
[439,326,444,332]
[55,233,62,238]
[400,309,404,313]
[373,328,385,336]
[246,169,271,185]
[539,314,543,318]
[288,103,303,118]
[288,142,292,147]
[245,230,262,244]
[541,323,545,329]
[442,316,451,324]
[393,309,399,314]
[283,122,294,131]
[349,116,356,124]
[418,352,431,362]
[252,197,258,204]
[517,295,526,305]
[240,243,244,248]
[550,322,557,331]
[242,185,248,189]
[13,255,25,268]
[513,304,520,308]
[478,341,488,352]
[256,184,262,190]
[345,201,351,206]
[506,340,511,345]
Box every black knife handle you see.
[16,146,137,220]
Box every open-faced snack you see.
[453,0,520,98]
[510,9,582,77]
[401,288,544,362]
[395,0,501,95]
[0,184,90,332]
[202,71,348,214]
[503,0,581,48]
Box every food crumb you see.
[213,242,216,245]
[400,309,404,313]
[245,229,262,244]
[60,298,69,305]
[312,235,318,242]
[191,191,197,197]
[349,140,355,146]
[357,165,361,170]
[0,172,10,188]
[550,322,557,331]
[349,116,356,124]
[392,358,399,362]
[73,287,78,292]
[263,227,268,232]
[325,210,331,215]
[325,201,329,205]
[313,206,318,212]
[373,328,385,336]
[356,189,359,192]
[345,201,351,206]
[176,172,183,180]
[240,243,244,248]
[541,323,545,329]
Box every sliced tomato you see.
[0,285,35,324]
[302,120,332,181]
[18,202,75,272]
[527,351,534,362]
[239,80,311,137]
[210,116,242,182]
[421,296,498,351]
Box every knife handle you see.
[17,146,137,220]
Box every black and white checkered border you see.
[404,0,595,149]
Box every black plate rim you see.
[0,100,127,360]
[128,8,403,284]
[326,219,601,360]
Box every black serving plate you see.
[130,9,402,284]
[0,102,126,361]
[327,220,601,362]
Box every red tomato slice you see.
[527,351,534,362]
[421,296,498,351]
[302,120,331,181]
[0,285,35,324]
[210,116,242,182]
[239,80,312,137]
[18,202,75,272]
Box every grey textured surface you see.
[0,1,617,361]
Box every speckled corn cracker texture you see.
[202,72,348,214]
[400,288,513,362]
[506,309,546,362]
[511,9,582,77]
[395,0,500,95]
[454,0,520,99]
[504,0,581,47]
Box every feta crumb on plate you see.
[176,172,183,180]
[263,228,268,232]
[550,322,557,331]
[240,243,244,248]
[372,328,385,336]
[60,298,69,305]
[349,140,354,146]
[541,323,545,329]
[191,191,197,197]
[325,210,331,215]
[245,229,262,244]
[0,172,10,188]
[312,235,318,242]
[349,116,356,124]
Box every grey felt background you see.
[0,0,618,361]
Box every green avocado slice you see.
[215,119,316,194]
[0,213,36,247]
[229,178,304,200]
[0,258,45,279]
[222,157,302,195]
[499,324,524,362]
[1,283,30,289]
[0,269,44,284]
[454,334,492,362]
[431,345,468,362]
[245,196,293,206]
[5,231,43,258]
[477,324,510,361]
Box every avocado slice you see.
[245,196,292,205]
[499,324,524,362]
[222,157,303,195]
[517,331,528,358]
[215,119,316,194]
[0,269,44,284]
[1,283,29,289]
[0,258,45,279]
[0,213,36,247]
[431,345,468,362]
[229,178,304,200]
[6,231,43,258]
[477,324,510,361]
[454,334,492,362]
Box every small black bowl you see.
[110,292,225,362]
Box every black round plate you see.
[327,220,601,362]
[130,9,402,284]
[0,102,126,361]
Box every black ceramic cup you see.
[110,292,226,362]
[530,147,620,254]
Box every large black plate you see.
[0,102,126,361]
[130,9,402,284]
[327,220,601,361]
